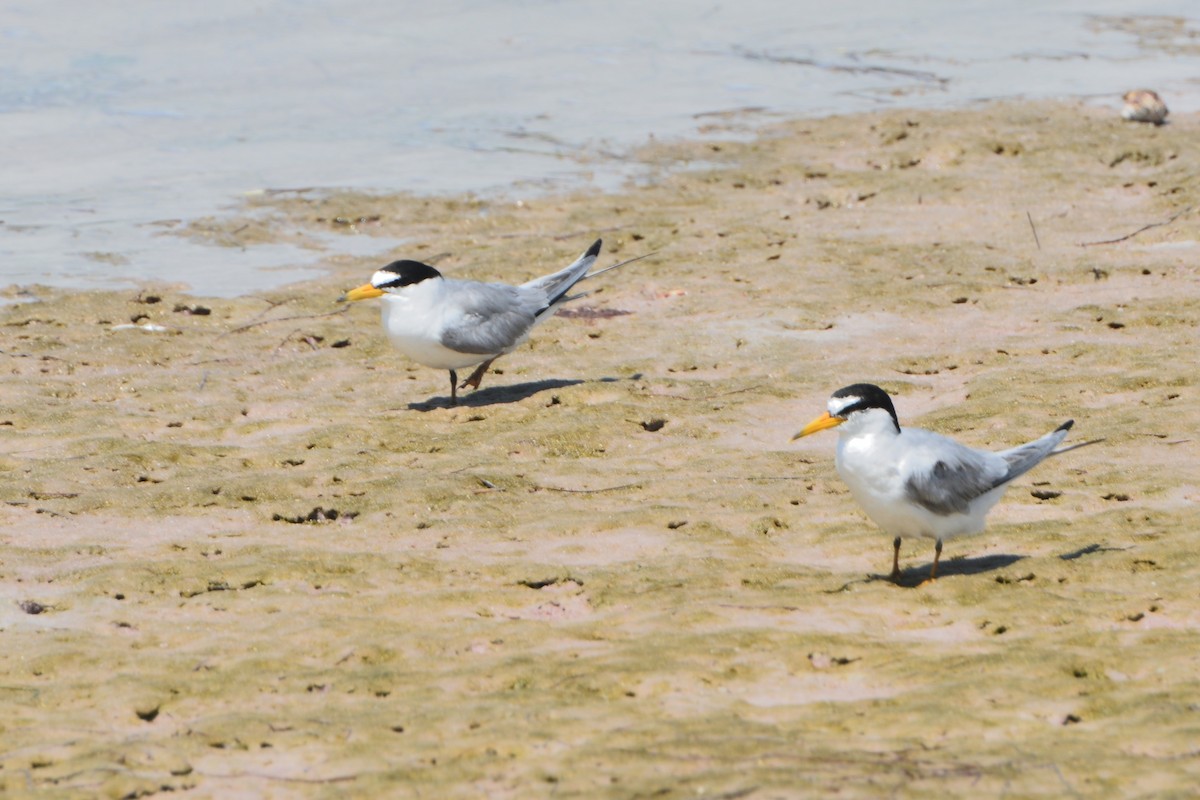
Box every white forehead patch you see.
[828,394,861,418]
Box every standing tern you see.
[341,239,645,405]
[792,383,1099,583]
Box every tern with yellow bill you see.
[793,383,1098,583]
[341,239,644,405]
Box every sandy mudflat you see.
[2,100,1199,798]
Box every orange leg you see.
[929,538,943,581]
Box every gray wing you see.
[901,432,1010,516]
[903,422,1074,516]
[440,281,544,355]
[440,240,604,354]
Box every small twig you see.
[217,297,292,336]
[537,482,641,494]
[648,383,766,401]
[729,475,813,481]
[1027,211,1041,250]
[1079,206,1192,247]
[274,329,302,353]
[198,771,358,785]
[273,330,322,353]
[222,305,349,337]
[552,225,625,241]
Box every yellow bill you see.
[792,411,845,440]
[340,283,384,302]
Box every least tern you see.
[1121,89,1168,125]
[341,239,640,405]
[793,383,1096,583]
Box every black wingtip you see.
[586,239,602,258]
[1056,420,1075,433]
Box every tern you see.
[793,383,1098,583]
[341,239,643,405]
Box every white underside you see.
[836,427,1007,542]
[378,283,501,371]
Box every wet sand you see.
[2,100,1199,797]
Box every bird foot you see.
[459,359,496,391]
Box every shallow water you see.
[2,0,1198,294]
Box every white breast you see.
[378,282,492,370]
[835,429,1001,542]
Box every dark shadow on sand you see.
[406,374,642,411]
[823,552,1028,592]
[404,378,583,410]
[866,553,1027,588]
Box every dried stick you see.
[1079,206,1192,247]
[537,482,642,494]
[222,305,349,338]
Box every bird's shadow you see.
[406,378,587,411]
[866,553,1027,589]
[830,544,1126,592]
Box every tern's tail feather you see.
[525,238,655,318]
[996,419,1093,485]
[523,239,602,311]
